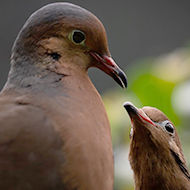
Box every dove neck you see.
[3,54,64,92]
[129,132,190,190]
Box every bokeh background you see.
[1,1,190,189]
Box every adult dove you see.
[123,102,190,190]
[0,2,127,190]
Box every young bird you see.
[123,102,190,190]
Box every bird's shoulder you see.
[0,94,63,150]
[0,94,66,189]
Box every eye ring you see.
[165,122,174,134]
[68,30,86,45]
[159,120,174,136]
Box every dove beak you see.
[123,102,155,126]
[89,51,127,88]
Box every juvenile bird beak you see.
[89,51,127,88]
[123,102,155,126]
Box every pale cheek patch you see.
[169,140,180,153]
[39,37,67,53]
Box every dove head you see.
[123,102,190,189]
[11,2,127,88]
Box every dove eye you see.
[165,122,174,134]
[159,120,175,136]
[68,30,86,45]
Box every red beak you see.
[123,102,155,126]
[89,51,127,88]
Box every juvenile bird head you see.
[123,102,190,190]
[11,2,127,88]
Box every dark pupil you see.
[73,31,85,43]
[165,123,174,133]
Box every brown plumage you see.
[0,3,127,190]
[123,102,190,190]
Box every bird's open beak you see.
[89,51,127,88]
[123,102,155,126]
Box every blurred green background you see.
[102,45,190,190]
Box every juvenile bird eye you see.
[165,122,174,133]
[69,30,86,45]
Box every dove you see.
[124,102,190,190]
[0,2,127,190]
